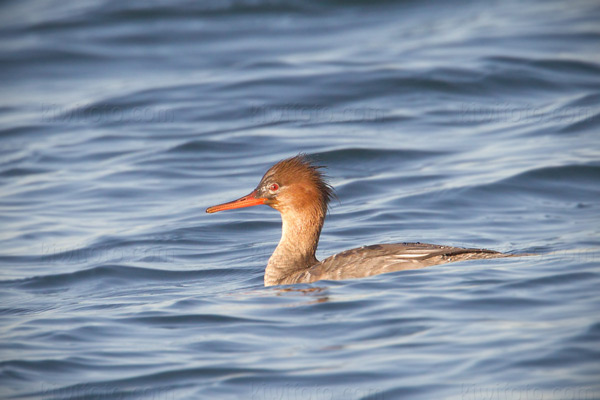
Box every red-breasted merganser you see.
[206,154,509,286]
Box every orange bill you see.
[206,190,267,213]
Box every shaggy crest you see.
[260,154,335,215]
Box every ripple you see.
[4,265,229,290]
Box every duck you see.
[206,154,510,286]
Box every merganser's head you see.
[206,154,334,217]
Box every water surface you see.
[1,0,599,399]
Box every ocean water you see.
[1,0,599,399]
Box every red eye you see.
[269,183,279,191]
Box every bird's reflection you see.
[274,286,330,305]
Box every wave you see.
[1,265,230,290]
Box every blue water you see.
[1,0,600,399]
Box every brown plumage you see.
[255,154,334,219]
[207,154,512,286]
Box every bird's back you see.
[283,243,510,285]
